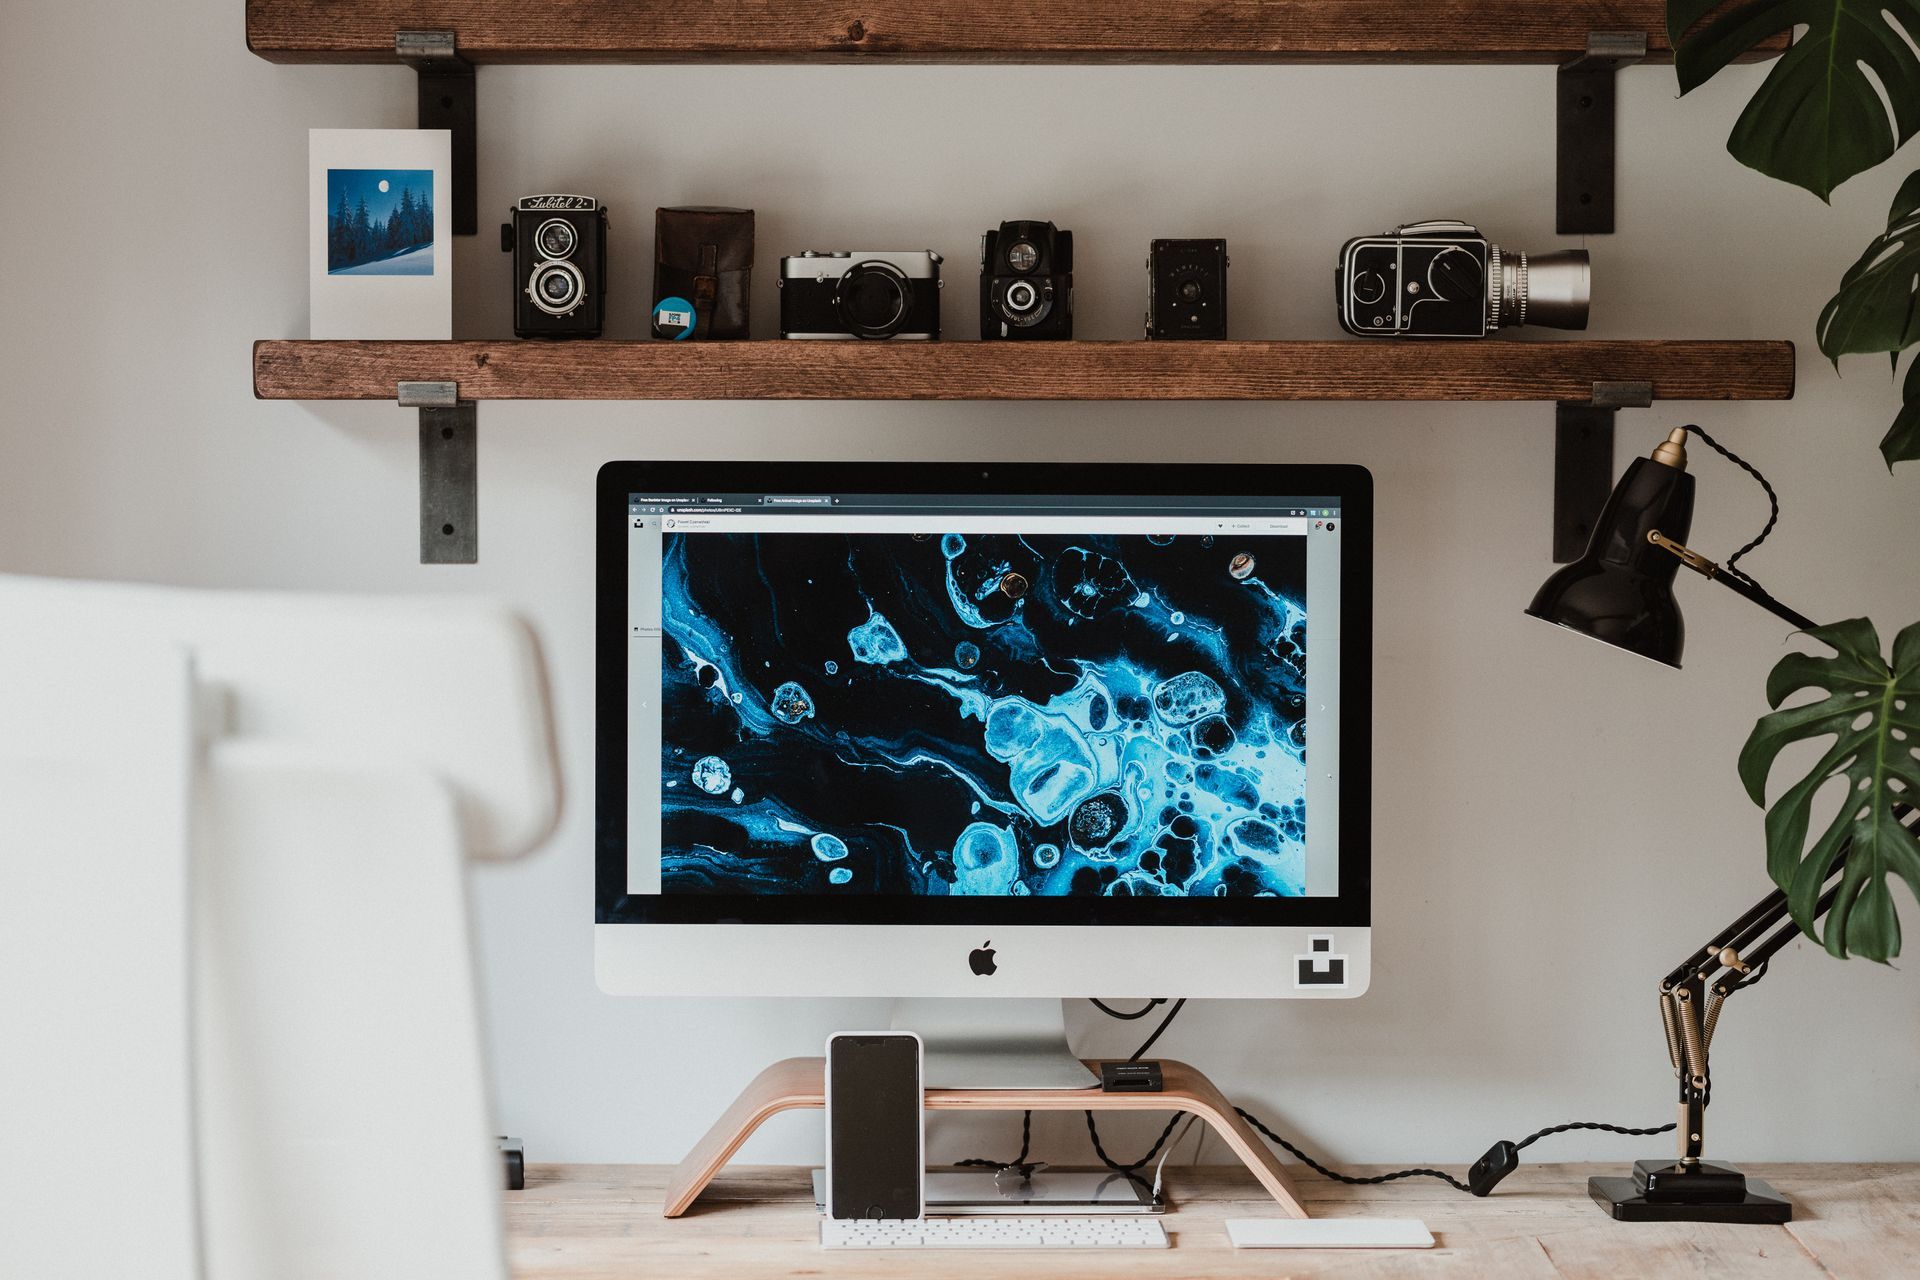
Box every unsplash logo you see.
[1294,935,1347,989]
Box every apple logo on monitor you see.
[968,941,997,976]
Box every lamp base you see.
[1589,1160,1791,1223]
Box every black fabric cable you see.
[953,1107,1033,1172]
[1080,998,1188,1174]
[1681,423,1778,573]
[1233,1106,1676,1195]
[1088,997,1167,1021]
[1079,997,1677,1195]
[1674,423,1817,630]
[1123,998,1185,1063]
[954,998,1189,1174]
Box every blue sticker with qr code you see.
[653,297,696,340]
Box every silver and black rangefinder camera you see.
[779,251,942,340]
[1336,221,1588,338]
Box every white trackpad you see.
[1226,1218,1434,1249]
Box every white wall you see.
[6,0,1919,1172]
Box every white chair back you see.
[0,574,561,1280]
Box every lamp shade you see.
[1526,455,1695,667]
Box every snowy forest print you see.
[326,169,435,276]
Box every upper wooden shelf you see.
[244,1,1785,65]
[252,339,1796,403]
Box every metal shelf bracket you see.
[396,31,476,235]
[1557,32,1647,235]
[400,380,477,564]
[1553,379,1651,562]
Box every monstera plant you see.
[1670,0,1920,464]
[1669,2,1920,958]
[1739,621,1920,960]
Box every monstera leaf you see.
[1818,170,1920,361]
[1816,170,1920,465]
[1884,355,1920,467]
[1738,619,1920,961]
[1668,0,1920,201]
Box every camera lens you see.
[836,261,911,338]
[535,218,577,259]
[1005,280,1039,313]
[1499,248,1590,331]
[1007,241,1039,272]
[1179,279,1203,303]
[528,260,585,316]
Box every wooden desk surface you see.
[506,1162,1918,1279]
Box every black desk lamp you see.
[1525,425,1874,1222]
[1528,425,1817,663]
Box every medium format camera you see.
[501,195,608,338]
[980,220,1073,340]
[780,251,943,339]
[1146,239,1228,340]
[1336,220,1589,338]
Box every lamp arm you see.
[1706,571,1819,633]
[1657,807,1917,1166]
[1659,881,1825,1165]
[1645,531,1819,632]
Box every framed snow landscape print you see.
[308,129,451,338]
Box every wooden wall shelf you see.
[253,339,1796,404]
[244,1,1785,65]
[244,1,1786,238]
[247,6,1793,562]
[256,338,1793,565]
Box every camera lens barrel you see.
[528,259,586,316]
[836,260,912,338]
[1494,247,1590,331]
[535,217,577,259]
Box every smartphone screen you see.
[825,1033,923,1220]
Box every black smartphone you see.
[825,1031,923,1220]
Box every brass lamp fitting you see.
[1650,427,1690,471]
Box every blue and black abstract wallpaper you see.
[659,531,1310,897]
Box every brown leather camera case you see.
[653,207,753,340]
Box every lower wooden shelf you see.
[252,338,1795,403]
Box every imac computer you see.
[597,461,1372,1087]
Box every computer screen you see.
[601,460,1366,925]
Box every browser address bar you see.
[657,515,1310,535]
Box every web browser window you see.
[626,491,1343,900]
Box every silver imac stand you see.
[888,997,1099,1089]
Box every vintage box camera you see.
[1336,220,1589,338]
[1146,239,1228,340]
[779,251,942,340]
[500,195,608,338]
[979,221,1072,340]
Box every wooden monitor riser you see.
[665,1056,1306,1218]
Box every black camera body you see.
[1336,220,1590,338]
[979,221,1073,340]
[501,194,608,338]
[779,251,942,340]
[1146,239,1228,340]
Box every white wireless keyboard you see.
[821,1216,1169,1250]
